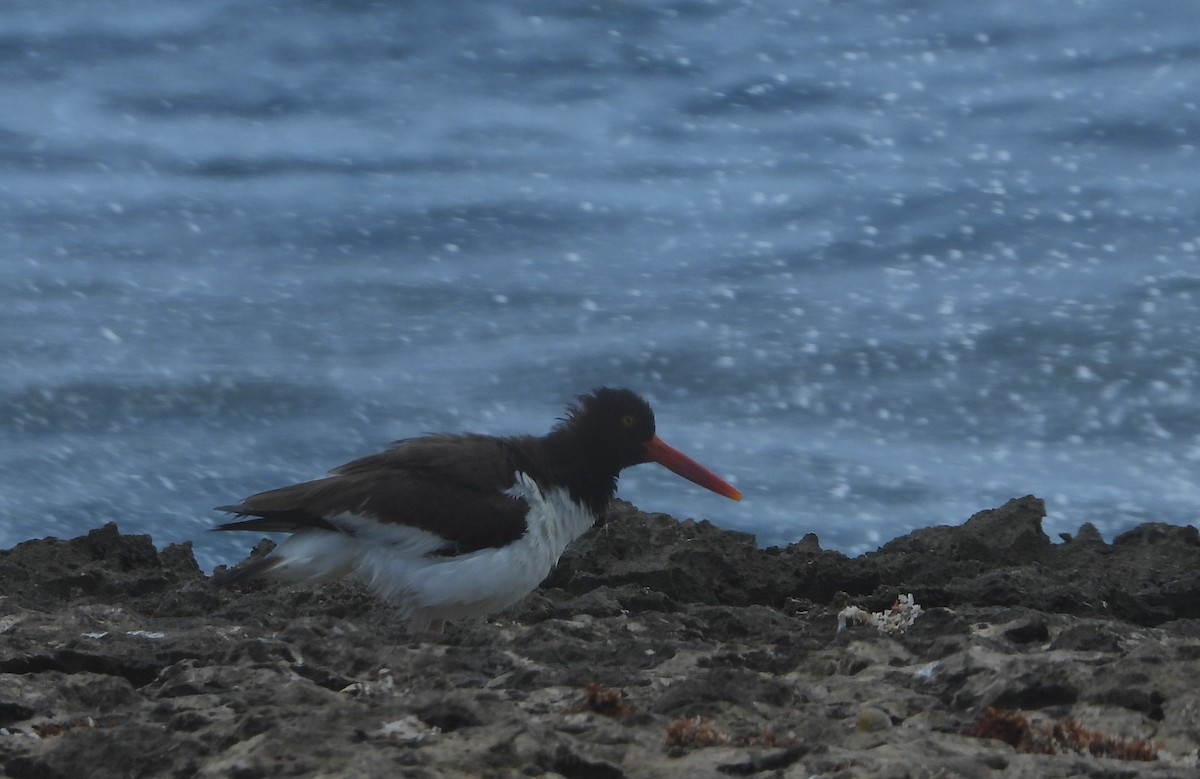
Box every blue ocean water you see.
[3,0,1199,572]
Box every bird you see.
[212,387,741,631]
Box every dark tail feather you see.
[211,554,283,589]
[211,505,337,588]
[212,506,337,534]
[212,516,303,534]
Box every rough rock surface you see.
[2,496,1199,778]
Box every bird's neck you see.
[535,430,621,517]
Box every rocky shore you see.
[2,496,1200,778]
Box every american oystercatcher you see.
[214,387,741,631]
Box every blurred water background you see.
[3,0,1200,571]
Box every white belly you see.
[261,473,597,630]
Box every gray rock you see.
[2,500,1199,777]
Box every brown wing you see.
[215,435,536,554]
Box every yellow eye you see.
[621,414,637,427]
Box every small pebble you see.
[856,708,893,732]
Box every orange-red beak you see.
[643,436,742,501]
